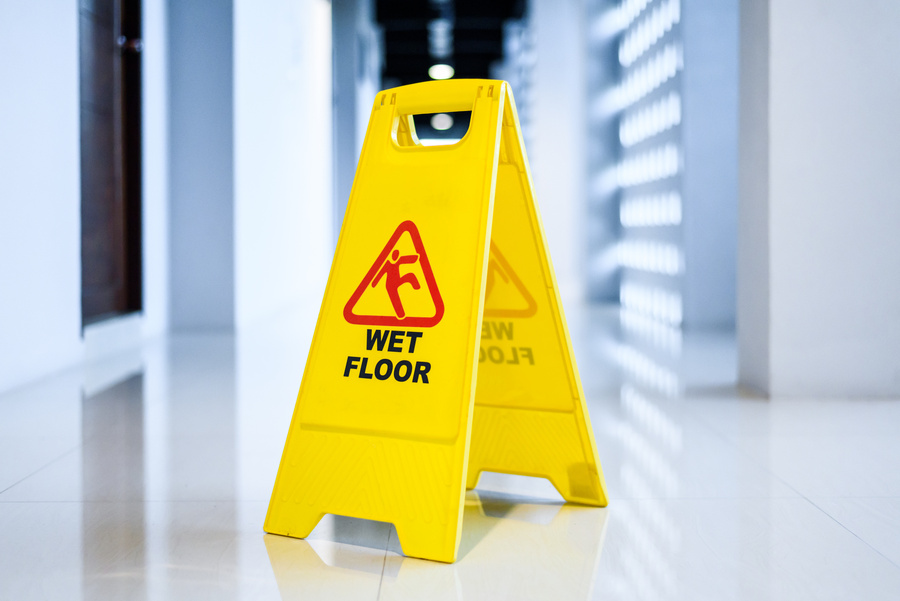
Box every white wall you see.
[332,0,380,242]
[681,0,738,330]
[0,1,82,393]
[739,0,900,396]
[530,0,586,304]
[0,1,170,393]
[0,0,331,388]
[168,0,235,331]
[233,0,333,329]
[737,0,770,391]
[143,0,169,339]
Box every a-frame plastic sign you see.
[265,79,608,563]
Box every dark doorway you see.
[80,0,143,325]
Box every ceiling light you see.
[430,113,453,131]
[428,64,455,80]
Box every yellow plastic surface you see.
[264,79,608,563]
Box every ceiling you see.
[375,0,527,87]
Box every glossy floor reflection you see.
[2,305,900,599]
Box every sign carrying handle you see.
[389,79,487,115]
[370,80,500,151]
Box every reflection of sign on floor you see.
[483,243,536,318]
[263,491,609,601]
[344,220,444,328]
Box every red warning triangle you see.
[344,221,444,327]
[483,242,537,318]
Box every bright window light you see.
[428,64,455,80]
[430,113,454,131]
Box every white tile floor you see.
[2,305,900,600]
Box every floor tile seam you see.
[605,493,806,501]
[80,433,265,441]
[2,492,829,503]
[801,494,900,572]
[603,389,734,449]
[0,442,84,498]
[671,401,900,438]
[711,429,900,500]
[0,497,272,503]
[0,435,86,440]
[675,397,793,463]
[0,366,85,400]
[704,431,900,441]
[375,525,393,600]
[678,399,746,441]
[679,414,813,498]
[801,495,900,500]
[0,499,271,505]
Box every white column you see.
[0,1,82,392]
[738,0,900,396]
[168,0,235,330]
[530,0,586,304]
[681,0,739,329]
[233,0,333,329]
[169,0,334,331]
[142,0,170,339]
[332,0,381,243]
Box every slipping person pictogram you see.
[373,250,421,319]
[344,220,444,327]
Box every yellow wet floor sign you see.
[265,79,608,563]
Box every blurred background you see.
[2,0,897,397]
